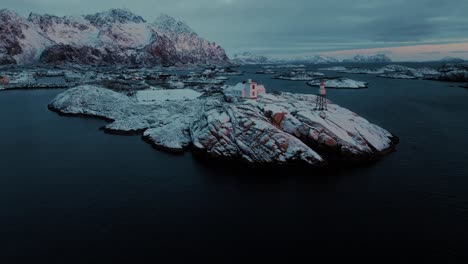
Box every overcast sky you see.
[2,0,468,61]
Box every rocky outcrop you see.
[287,55,340,64]
[307,78,368,89]
[153,14,230,66]
[40,45,105,65]
[435,63,468,82]
[84,9,146,27]
[274,71,325,81]
[337,64,440,80]
[0,9,230,66]
[0,9,52,64]
[343,54,392,63]
[48,85,398,166]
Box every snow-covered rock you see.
[0,9,230,66]
[49,85,398,166]
[136,88,201,104]
[378,73,417,79]
[435,63,468,82]
[275,71,325,81]
[263,64,306,69]
[288,55,340,64]
[231,52,271,65]
[0,9,52,64]
[340,67,386,74]
[318,66,348,71]
[307,78,368,89]
[340,64,440,79]
[343,54,392,63]
[153,14,230,66]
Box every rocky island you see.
[274,70,325,81]
[48,85,398,166]
[307,78,368,89]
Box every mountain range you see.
[0,9,230,66]
[232,52,392,65]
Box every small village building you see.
[224,79,266,99]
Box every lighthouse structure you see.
[315,80,327,111]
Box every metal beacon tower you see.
[315,80,327,111]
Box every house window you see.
[252,85,256,89]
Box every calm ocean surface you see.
[1,64,467,262]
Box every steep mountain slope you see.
[153,14,229,65]
[231,52,271,64]
[0,9,230,66]
[0,9,51,65]
[343,54,392,63]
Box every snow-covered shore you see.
[49,85,398,166]
[307,78,368,89]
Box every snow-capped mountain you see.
[0,9,230,66]
[153,14,229,65]
[0,9,52,65]
[342,54,392,63]
[231,52,271,65]
[288,55,339,64]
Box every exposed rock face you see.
[153,14,230,66]
[0,52,16,65]
[337,64,440,80]
[0,9,230,66]
[48,85,398,166]
[0,9,52,64]
[83,9,146,27]
[40,45,105,65]
[343,54,392,63]
[307,78,368,89]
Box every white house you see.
[224,79,266,99]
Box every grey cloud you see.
[2,0,468,59]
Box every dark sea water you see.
[1,64,467,263]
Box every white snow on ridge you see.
[307,78,368,89]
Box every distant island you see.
[231,52,393,65]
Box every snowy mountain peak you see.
[84,8,146,27]
[153,14,194,35]
[0,8,230,66]
[343,54,392,63]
